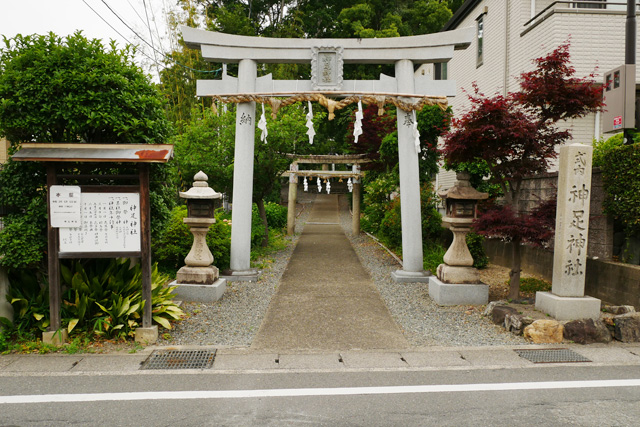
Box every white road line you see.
[2,379,640,404]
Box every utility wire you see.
[87,0,221,75]
[81,0,157,64]
[142,0,161,79]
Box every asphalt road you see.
[2,364,640,426]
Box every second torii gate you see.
[182,26,472,283]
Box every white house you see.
[435,0,640,191]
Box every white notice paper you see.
[50,185,81,228]
[59,192,141,253]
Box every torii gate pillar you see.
[229,59,258,280]
[391,59,428,282]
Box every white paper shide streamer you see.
[316,177,322,193]
[326,180,331,194]
[347,178,353,193]
[412,110,421,154]
[306,101,315,145]
[258,103,268,143]
[353,100,364,143]
[303,177,308,192]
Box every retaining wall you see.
[484,239,640,308]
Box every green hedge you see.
[600,143,640,235]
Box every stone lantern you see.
[428,172,489,305]
[172,171,227,301]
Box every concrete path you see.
[251,194,409,351]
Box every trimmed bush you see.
[264,202,288,230]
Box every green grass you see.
[519,277,552,294]
[423,242,446,273]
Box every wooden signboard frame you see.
[13,143,173,333]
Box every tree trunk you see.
[509,237,522,301]
[256,198,269,247]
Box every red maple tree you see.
[442,43,604,299]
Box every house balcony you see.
[520,1,640,79]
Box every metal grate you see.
[141,349,216,370]
[515,348,591,364]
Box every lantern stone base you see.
[170,278,227,303]
[535,292,601,321]
[391,269,431,283]
[428,276,488,306]
[437,264,480,284]
[176,265,219,284]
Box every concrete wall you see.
[516,168,613,260]
[484,238,640,308]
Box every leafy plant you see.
[466,232,488,269]
[6,270,50,332]
[153,206,232,272]
[264,202,288,230]
[600,143,640,237]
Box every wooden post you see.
[46,164,61,331]
[287,163,298,236]
[352,165,361,235]
[139,164,152,328]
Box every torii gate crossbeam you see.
[182,27,472,283]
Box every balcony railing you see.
[525,1,639,27]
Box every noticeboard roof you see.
[12,143,173,163]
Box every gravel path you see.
[161,193,529,348]
[337,196,528,347]
[158,195,317,347]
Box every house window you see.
[435,62,448,80]
[573,0,605,9]
[476,15,484,67]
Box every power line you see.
[87,0,221,75]
[81,0,158,64]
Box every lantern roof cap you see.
[179,171,222,199]
[438,172,488,201]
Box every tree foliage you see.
[442,43,603,299]
[0,32,173,270]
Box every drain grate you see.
[141,349,216,370]
[514,348,591,364]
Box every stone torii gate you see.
[182,27,472,282]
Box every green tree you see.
[0,32,173,270]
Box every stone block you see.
[42,328,68,345]
[391,269,431,283]
[428,276,488,306]
[563,319,612,344]
[613,313,640,343]
[170,278,226,302]
[535,292,601,320]
[491,305,518,326]
[504,313,534,335]
[135,325,158,345]
[437,265,480,284]
[603,305,636,315]
[523,319,564,344]
[482,300,507,317]
[176,265,219,285]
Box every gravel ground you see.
[158,195,317,347]
[337,196,528,347]
[160,193,530,348]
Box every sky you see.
[0,0,182,78]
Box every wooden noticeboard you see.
[12,143,173,334]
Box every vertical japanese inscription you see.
[552,145,593,296]
[59,193,141,253]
